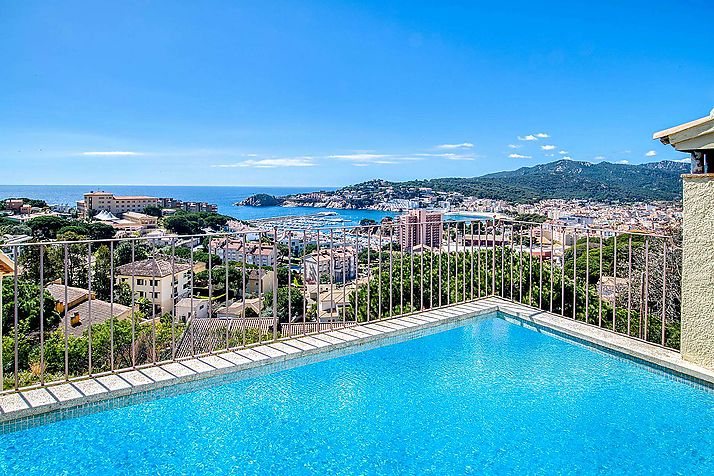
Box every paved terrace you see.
[2,297,713,428]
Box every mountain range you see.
[376,159,689,203]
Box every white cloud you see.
[373,160,399,164]
[559,150,568,155]
[594,155,606,161]
[535,132,549,138]
[645,150,657,157]
[617,160,630,164]
[561,156,572,160]
[352,163,370,167]
[509,153,532,159]
[518,135,538,141]
[82,151,141,156]
[545,153,554,157]
[436,142,474,149]
[212,157,315,168]
[508,144,521,149]
[541,145,556,151]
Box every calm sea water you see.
[1,315,712,474]
[0,185,393,224]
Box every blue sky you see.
[1,0,712,186]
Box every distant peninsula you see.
[235,159,688,210]
[236,193,284,207]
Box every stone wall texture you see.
[682,175,714,368]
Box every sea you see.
[0,185,395,225]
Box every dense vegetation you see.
[348,160,688,203]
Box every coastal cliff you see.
[236,193,284,207]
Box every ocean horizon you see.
[0,184,395,224]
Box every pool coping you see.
[1,297,713,426]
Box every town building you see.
[245,269,275,296]
[116,258,192,314]
[46,284,133,337]
[77,192,160,218]
[176,297,210,322]
[396,209,443,251]
[208,239,276,266]
[303,247,357,284]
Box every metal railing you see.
[0,218,681,393]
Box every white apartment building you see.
[116,258,192,314]
[302,247,356,284]
[77,191,160,218]
[396,209,443,251]
[208,239,277,266]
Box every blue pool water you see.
[1,315,713,475]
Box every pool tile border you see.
[0,300,498,428]
[1,297,713,431]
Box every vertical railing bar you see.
[627,234,632,336]
[510,224,514,300]
[367,228,372,321]
[272,228,278,342]
[438,223,442,306]
[598,230,603,328]
[644,238,650,341]
[446,222,451,305]
[354,228,359,324]
[476,221,481,298]
[224,235,230,351]
[189,244,195,358]
[411,225,415,311]
[454,222,459,303]
[341,228,347,328]
[429,225,434,308]
[286,230,293,323]
[539,223,544,310]
[39,244,45,385]
[170,239,177,360]
[560,226,565,316]
[500,222,504,298]
[491,221,496,296]
[150,242,157,363]
[661,238,667,346]
[613,232,618,332]
[519,227,523,303]
[389,226,393,316]
[87,243,93,375]
[549,227,554,313]
[64,244,69,380]
[528,225,533,306]
[208,237,213,348]
[585,231,590,324]
[572,229,577,320]
[400,225,404,313]
[241,233,247,347]
[412,225,422,311]
[0,267,3,390]
[130,240,136,368]
[13,246,19,390]
[470,222,474,301]
[303,230,308,332]
[378,226,383,320]
[287,231,292,327]
[257,231,264,345]
[330,229,335,328]
[463,223,467,303]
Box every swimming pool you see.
[1,313,713,475]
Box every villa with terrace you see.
[0,113,713,474]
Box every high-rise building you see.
[396,209,443,251]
